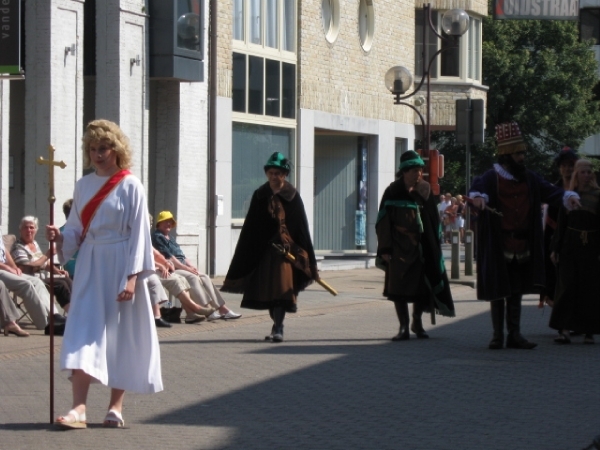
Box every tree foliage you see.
[436,5,600,196]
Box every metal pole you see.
[424,4,431,162]
[208,0,218,276]
[465,98,472,232]
[451,230,460,279]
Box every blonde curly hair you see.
[82,119,133,170]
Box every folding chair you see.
[2,233,33,324]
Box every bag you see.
[160,307,182,323]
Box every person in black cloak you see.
[539,146,578,309]
[221,152,318,343]
[375,150,455,341]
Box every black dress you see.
[550,188,600,334]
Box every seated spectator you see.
[0,228,56,331]
[152,211,241,320]
[60,199,78,279]
[153,248,215,324]
[11,216,72,314]
[145,272,172,328]
[0,280,29,337]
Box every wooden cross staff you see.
[37,145,66,424]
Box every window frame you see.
[233,0,297,59]
[232,52,297,123]
[415,9,482,84]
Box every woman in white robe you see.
[47,119,162,429]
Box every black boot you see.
[505,295,537,349]
[265,308,275,341]
[272,306,286,343]
[392,301,410,341]
[489,300,505,349]
[410,302,429,339]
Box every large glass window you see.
[282,62,295,118]
[282,0,296,51]
[415,10,438,78]
[232,52,246,112]
[415,9,481,82]
[234,0,296,53]
[232,54,296,119]
[440,33,459,77]
[581,9,600,44]
[234,0,245,41]
[250,0,262,44]
[248,55,264,114]
[265,0,278,48]
[265,59,281,116]
[468,18,481,81]
[232,123,295,218]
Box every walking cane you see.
[37,145,67,424]
[271,243,338,296]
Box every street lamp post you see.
[385,3,469,190]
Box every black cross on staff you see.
[37,145,66,424]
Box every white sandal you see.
[103,409,125,428]
[55,409,87,429]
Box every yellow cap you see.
[156,211,176,226]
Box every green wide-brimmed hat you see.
[399,150,425,172]
[264,152,291,173]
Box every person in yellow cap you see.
[152,211,241,320]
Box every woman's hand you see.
[117,275,137,302]
[550,252,559,265]
[381,254,391,262]
[45,225,63,244]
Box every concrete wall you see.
[23,0,84,234]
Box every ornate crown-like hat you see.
[496,122,526,155]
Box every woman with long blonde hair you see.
[550,159,600,344]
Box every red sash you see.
[80,170,131,240]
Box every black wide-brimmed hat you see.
[554,146,579,165]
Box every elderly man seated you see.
[0,228,59,331]
[152,211,241,320]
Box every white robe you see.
[58,172,163,394]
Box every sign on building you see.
[0,0,23,75]
[494,0,579,20]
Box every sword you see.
[271,243,338,296]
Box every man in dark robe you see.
[469,122,579,350]
[376,151,454,341]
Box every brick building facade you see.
[0,0,487,275]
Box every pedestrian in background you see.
[376,151,454,341]
[550,159,600,345]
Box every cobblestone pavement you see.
[0,268,598,450]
